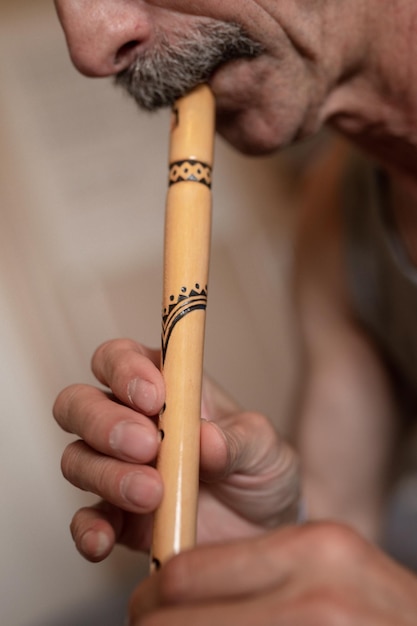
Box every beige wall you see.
[0,2,298,624]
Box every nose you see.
[54,0,150,77]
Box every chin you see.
[216,108,301,156]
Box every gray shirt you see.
[344,158,417,412]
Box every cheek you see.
[214,57,320,155]
[146,0,271,42]
[146,0,257,19]
[217,107,300,156]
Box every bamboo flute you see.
[151,84,216,570]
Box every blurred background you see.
[0,1,300,623]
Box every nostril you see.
[115,40,141,67]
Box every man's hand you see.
[128,522,417,625]
[53,338,300,562]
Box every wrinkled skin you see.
[53,340,300,561]
[128,524,417,626]
[53,1,417,624]
[54,0,417,165]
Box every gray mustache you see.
[114,22,263,112]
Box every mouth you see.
[114,22,263,112]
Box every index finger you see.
[131,529,295,616]
[91,339,165,416]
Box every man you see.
[53,1,417,623]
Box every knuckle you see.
[239,411,280,453]
[69,513,80,541]
[61,441,120,502]
[57,385,109,440]
[91,339,155,392]
[61,439,87,483]
[69,505,92,540]
[92,338,144,369]
[304,522,367,564]
[241,410,272,432]
[52,384,82,428]
[91,340,111,370]
[92,338,126,361]
[264,522,367,570]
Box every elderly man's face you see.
[54,0,345,154]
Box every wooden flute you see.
[151,84,216,570]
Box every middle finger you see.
[62,440,163,514]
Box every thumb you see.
[200,410,288,480]
[199,412,300,526]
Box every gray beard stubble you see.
[114,22,263,111]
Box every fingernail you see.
[79,530,111,559]
[110,421,154,461]
[120,471,161,508]
[127,378,157,413]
